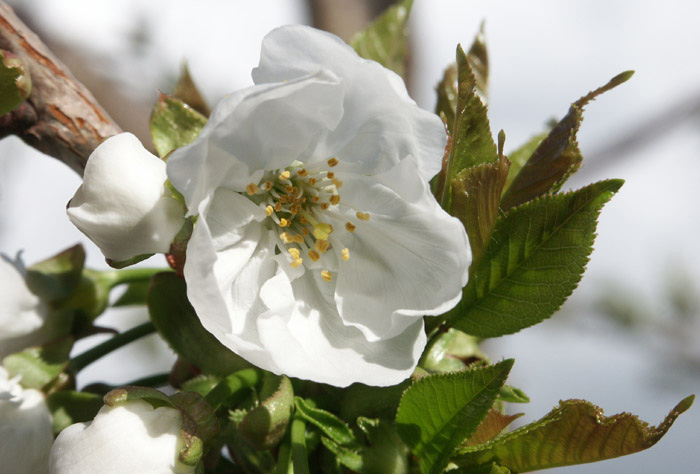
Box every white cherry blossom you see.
[166,25,471,387]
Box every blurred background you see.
[0,1,698,472]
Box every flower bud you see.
[67,133,185,263]
[49,398,195,474]
[0,367,54,474]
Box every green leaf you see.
[448,179,623,338]
[105,253,153,270]
[150,93,207,158]
[439,45,498,211]
[501,72,633,209]
[466,22,489,103]
[104,385,175,409]
[173,63,210,116]
[239,376,294,450]
[421,329,488,373]
[453,395,694,472]
[181,374,221,397]
[25,244,85,302]
[395,360,513,474]
[453,463,511,474]
[2,336,73,389]
[112,280,150,306]
[464,410,523,447]
[350,0,413,77]
[148,272,252,376]
[295,397,359,447]
[340,380,410,422]
[0,49,31,116]
[435,63,458,136]
[498,385,529,404]
[46,390,103,434]
[503,131,549,191]
[170,390,220,446]
[451,155,510,267]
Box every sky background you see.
[1,1,698,472]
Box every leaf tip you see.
[611,70,635,86]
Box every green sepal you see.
[238,375,294,450]
[150,93,208,158]
[448,179,623,338]
[171,391,220,447]
[181,374,221,397]
[295,397,359,448]
[0,49,31,116]
[173,63,210,117]
[497,385,529,404]
[178,409,205,466]
[350,0,413,78]
[395,360,513,474]
[46,390,103,434]
[501,71,633,209]
[452,395,694,472]
[103,385,175,409]
[420,329,487,373]
[105,253,153,270]
[148,272,252,376]
[2,336,73,390]
[25,244,85,302]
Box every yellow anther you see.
[293,234,304,244]
[329,195,340,205]
[313,223,333,240]
[297,168,308,177]
[280,218,290,227]
[341,248,350,261]
[289,248,300,259]
[308,250,321,262]
[309,178,316,185]
[327,158,339,167]
[320,202,330,210]
[321,270,333,282]
[275,202,283,212]
[291,258,303,268]
[265,205,274,216]
[315,239,330,254]
[246,183,258,195]
[265,181,273,189]
[326,171,335,179]
[300,217,309,225]
[312,195,320,203]
[280,232,294,244]
[279,170,291,180]
[301,227,309,236]
[356,211,370,221]
[332,178,343,188]
[285,185,294,193]
[345,222,356,233]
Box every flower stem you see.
[122,372,170,388]
[69,322,156,373]
[204,368,261,409]
[290,415,310,474]
[97,267,168,289]
[275,423,293,474]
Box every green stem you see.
[69,322,156,372]
[291,415,310,474]
[204,368,261,410]
[97,267,168,289]
[276,423,293,474]
[123,372,170,388]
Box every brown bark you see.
[0,1,121,176]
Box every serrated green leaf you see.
[452,462,511,474]
[25,244,85,302]
[350,0,413,77]
[295,397,358,447]
[239,376,294,450]
[501,72,633,209]
[395,360,513,474]
[46,390,103,435]
[173,63,210,117]
[148,272,252,375]
[453,395,694,472]
[464,410,523,447]
[439,45,498,211]
[466,22,488,103]
[2,336,73,389]
[150,93,207,158]
[498,385,529,404]
[504,131,549,191]
[0,50,31,116]
[452,155,510,267]
[448,179,623,338]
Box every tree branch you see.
[0,1,121,175]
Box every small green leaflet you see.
[0,50,31,116]
[149,93,207,158]
[295,397,359,448]
[3,336,73,390]
[350,0,413,78]
[238,376,294,450]
[453,396,694,472]
[395,360,513,474]
[448,179,623,338]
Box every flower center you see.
[245,158,370,282]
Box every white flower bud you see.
[67,133,185,262]
[0,367,53,474]
[49,398,195,474]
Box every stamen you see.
[315,239,330,254]
[345,222,356,232]
[313,223,333,240]
[265,181,273,190]
[321,270,333,282]
[356,211,370,221]
[326,171,335,179]
[332,178,343,188]
[280,232,294,244]
[289,248,300,259]
[291,258,303,268]
[327,158,339,167]
[279,170,291,180]
[297,169,308,177]
[308,250,320,262]
[301,227,310,236]
[293,234,304,244]
[329,195,340,205]
[246,183,258,195]
[265,205,274,216]
[341,248,350,261]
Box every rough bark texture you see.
[0,1,121,175]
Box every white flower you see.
[166,25,471,387]
[0,367,53,474]
[0,253,48,358]
[67,132,185,262]
[49,399,194,474]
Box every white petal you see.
[252,25,446,181]
[256,270,425,387]
[67,133,185,262]
[49,399,193,474]
[167,72,344,214]
[333,157,471,341]
[0,254,47,344]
